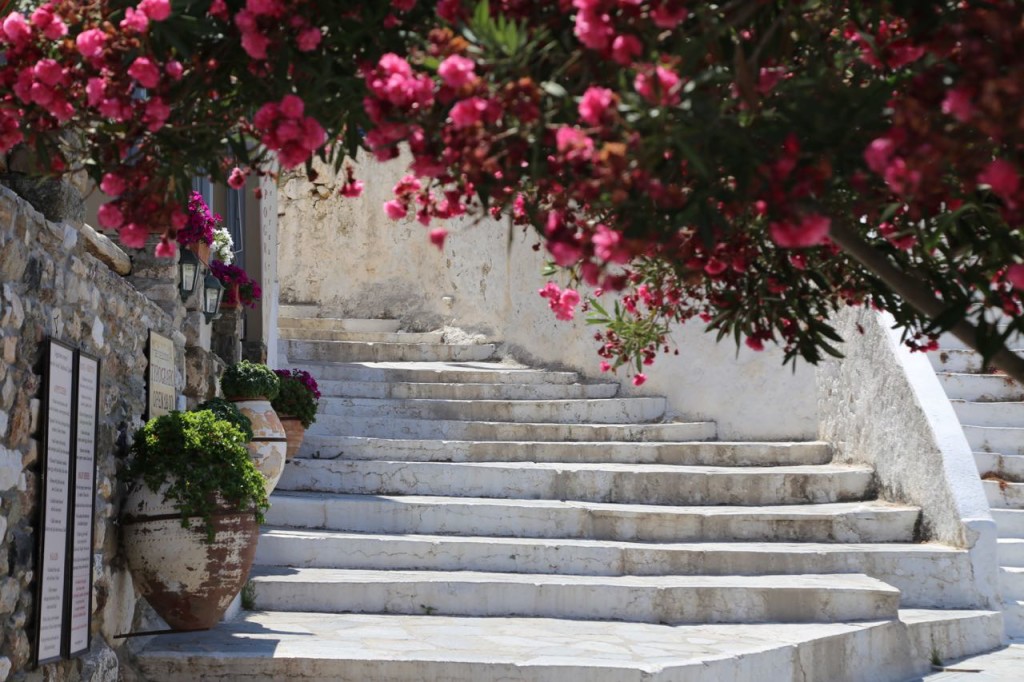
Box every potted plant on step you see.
[121,410,269,630]
[220,360,287,494]
[272,369,321,460]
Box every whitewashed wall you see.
[277,158,818,440]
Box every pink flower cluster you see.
[571,0,688,66]
[233,0,322,60]
[178,192,222,247]
[252,95,327,168]
[539,282,582,321]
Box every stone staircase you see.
[133,312,1005,681]
[931,328,1024,637]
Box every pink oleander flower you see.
[1006,264,1024,291]
[863,137,895,175]
[121,7,149,32]
[128,57,161,88]
[978,159,1020,203]
[2,13,31,46]
[769,214,831,248]
[119,223,149,249]
[429,228,448,249]
[228,167,247,189]
[438,54,477,88]
[632,373,647,386]
[297,26,322,51]
[592,224,631,264]
[76,28,106,59]
[384,199,408,220]
[139,0,172,21]
[97,203,124,229]
[339,179,364,198]
[450,97,490,128]
[611,34,642,65]
[578,86,614,126]
[166,60,184,80]
[100,173,126,197]
[144,98,170,131]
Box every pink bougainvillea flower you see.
[438,54,477,88]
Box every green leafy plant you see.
[271,369,320,428]
[126,410,269,542]
[196,397,254,442]
[220,360,280,401]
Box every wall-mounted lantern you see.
[202,272,224,322]
[178,248,200,301]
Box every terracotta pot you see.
[121,481,259,631]
[187,240,212,266]
[230,397,287,494]
[278,415,306,460]
[220,284,241,309]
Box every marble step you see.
[276,460,873,506]
[316,379,620,400]
[316,396,667,425]
[982,478,1024,509]
[993,509,1024,537]
[285,339,497,363]
[255,529,976,608]
[306,414,717,442]
[929,349,991,374]
[963,425,1024,456]
[974,452,1024,482]
[1006,600,1024,638]
[247,568,900,624]
[1000,567,1024,601]
[999,538,1024,567]
[952,399,1024,427]
[295,436,831,467]
[280,329,445,343]
[292,361,582,385]
[935,326,1024,352]
[278,315,401,332]
[265,493,920,543]
[938,372,1024,402]
[133,611,923,682]
[900,609,1005,669]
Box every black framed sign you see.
[35,339,75,665]
[147,330,175,419]
[66,351,99,658]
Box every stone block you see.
[0,577,18,616]
[0,173,84,224]
[78,637,119,682]
[0,447,19,491]
[78,223,131,276]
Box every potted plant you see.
[177,191,219,264]
[220,360,287,494]
[196,396,253,441]
[121,410,269,630]
[272,369,321,460]
[210,261,262,309]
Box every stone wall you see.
[0,184,181,681]
[277,157,818,440]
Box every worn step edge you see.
[899,608,1006,668]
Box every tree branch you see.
[829,219,1024,385]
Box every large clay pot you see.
[279,415,306,461]
[121,481,259,630]
[230,398,287,494]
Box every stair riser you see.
[286,340,496,363]
[1006,601,1024,638]
[999,541,1024,567]
[250,578,898,625]
[964,426,1024,457]
[939,373,1024,402]
[278,316,401,332]
[975,452,1024,482]
[277,461,872,506]
[1000,569,1024,601]
[297,437,831,466]
[953,400,1024,428]
[306,415,716,442]
[982,480,1024,509]
[935,329,1024,352]
[281,330,444,343]
[318,396,667,425]
[318,380,620,400]
[929,351,990,374]
[903,611,1006,672]
[265,496,918,544]
[255,534,974,608]
[291,363,581,385]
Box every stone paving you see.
[924,640,1024,680]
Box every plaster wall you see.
[278,158,817,440]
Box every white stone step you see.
[982,479,1024,509]
[993,509,1024,537]
[900,608,1006,668]
[935,326,1024,351]
[285,339,497,363]
[276,460,873,506]
[317,396,667,424]
[133,611,919,682]
[306,414,717,442]
[292,361,582,384]
[952,399,1024,427]
[938,372,1024,402]
[999,538,1024,566]
[317,379,620,400]
[974,452,1024,482]
[247,567,900,624]
[1006,600,1024,637]
[963,425,1024,456]
[280,328,445,343]
[255,529,975,608]
[296,436,831,467]
[265,493,920,543]
[1000,567,1024,601]
[928,349,1008,374]
[278,315,401,332]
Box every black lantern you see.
[202,272,224,322]
[178,248,200,301]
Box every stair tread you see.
[286,459,869,475]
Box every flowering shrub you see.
[178,192,219,248]
[212,226,234,265]
[210,261,261,309]
[271,369,320,428]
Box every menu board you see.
[147,331,176,418]
[67,352,99,657]
[36,340,75,665]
